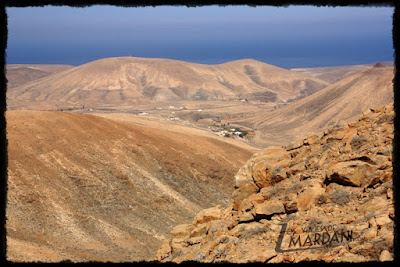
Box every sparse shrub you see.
[284,182,303,195]
[350,134,369,150]
[365,211,377,222]
[376,114,394,125]
[335,224,348,234]
[171,249,185,260]
[266,183,283,199]
[219,236,229,244]
[329,190,353,206]
[370,181,393,198]
[315,193,328,206]
[372,238,393,258]
[213,249,225,258]
[194,253,206,261]
[238,224,272,239]
[308,217,323,228]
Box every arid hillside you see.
[6,64,74,88]
[158,102,394,263]
[6,57,329,110]
[6,111,253,262]
[244,63,394,147]
[291,62,393,84]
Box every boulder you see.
[252,161,287,189]
[232,147,291,210]
[171,224,194,239]
[232,165,260,211]
[190,223,208,238]
[379,250,393,261]
[283,193,298,213]
[326,160,377,187]
[193,205,224,225]
[296,183,325,211]
[157,242,172,261]
[254,199,285,218]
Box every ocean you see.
[6,37,394,69]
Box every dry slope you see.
[247,63,394,147]
[6,64,74,88]
[6,57,329,110]
[6,111,253,262]
[290,62,392,84]
[158,102,394,263]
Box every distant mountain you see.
[6,110,253,261]
[291,61,394,84]
[6,57,329,110]
[6,64,74,88]
[243,63,394,147]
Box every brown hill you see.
[6,111,253,262]
[6,57,329,110]
[291,62,393,84]
[158,102,394,263]
[246,64,394,147]
[6,64,74,88]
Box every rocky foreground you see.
[157,103,394,263]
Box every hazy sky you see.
[6,5,394,67]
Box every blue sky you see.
[5,5,394,68]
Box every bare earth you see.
[6,57,329,110]
[5,57,395,262]
[6,64,74,89]
[236,63,394,147]
[6,110,253,262]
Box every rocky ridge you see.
[157,102,394,263]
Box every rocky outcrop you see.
[157,102,394,263]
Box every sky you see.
[5,5,394,68]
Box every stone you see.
[326,160,377,187]
[362,228,376,240]
[252,161,287,189]
[254,200,285,218]
[375,215,392,227]
[334,252,367,262]
[285,141,303,151]
[171,224,194,239]
[379,250,393,261]
[232,166,260,211]
[296,183,325,211]
[193,205,223,225]
[206,219,230,236]
[157,242,172,261]
[159,102,395,264]
[303,134,321,145]
[190,223,208,238]
[283,193,298,213]
[238,210,255,223]
[386,188,393,199]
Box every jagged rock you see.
[193,205,224,225]
[232,167,260,211]
[375,215,392,228]
[379,250,393,261]
[171,224,194,239]
[158,103,394,263]
[326,161,377,187]
[252,161,287,188]
[190,223,208,238]
[254,200,285,218]
[386,188,393,199]
[157,242,172,261]
[296,182,325,211]
[283,193,298,213]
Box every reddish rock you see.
[326,161,377,187]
